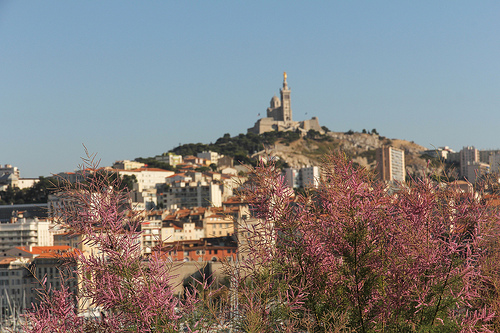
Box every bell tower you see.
[280,72,292,122]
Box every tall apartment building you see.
[283,166,320,188]
[460,146,479,177]
[490,153,500,174]
[284,168,300,188]
[376,147,405,182]
[301,166,321,188]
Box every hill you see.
[250,131,437,178]
[149,130,448,180]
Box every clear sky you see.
[2,1,500,177]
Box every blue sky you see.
[2,1,500,177]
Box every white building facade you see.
[0,218,54,252]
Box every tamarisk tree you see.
[24,152,500,332]
[235,153,498,332]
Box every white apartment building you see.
[424,146,454,160]
[112,160,146,170]
[155,153,183,167]
[17,178,39,189]
[197,151,222,165]
[490,153,500,174]
[0,217,54,252]
[0,164,27,190]
[460,146,479,178]
[283,166,320,188]
[129,188,158,211]
[141,219,163,254]
[301,166,321,188]
[160,181,222,210]
[284,168,300,188]
[118,168,174,192]
[463,162,490,183]
[0,165,19,178]
[161,221,205,245]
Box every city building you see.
[489,153,500,174]
[197,151,222,165]
[423,146,454,160]
[158,236,237,263]
[283,166,320,188]
[0,164,38,190]
[0,246,78,320]
[160,208,207,246]
[55,170,86,184]
[0,256,29,318]
[463,162,490,183]
[0,216,54,252]
[53,231,102,256]
[460,146,479,178]
[117,168,174,192]
[154,153,183,167]
[129,187,158,210]
[159,181,223,210]
[203,212,235,238]
[376,147,405,183]
[284,168,300,188]
[301,166,321,188]
[112,160,146,170]
[0,204,48,223]
[479,150,500,164]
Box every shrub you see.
[236,152,498,332]
[24,152,500,332]
[23,152,214,332]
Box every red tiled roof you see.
[129,168,173,172]
[15,245,73,255]
[0,258,17,265]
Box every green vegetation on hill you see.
[0,176,57,205]
[166,130,334,164]
[0,171,138,205]
[133,158,176,171]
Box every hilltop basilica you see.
[248,72,323,135]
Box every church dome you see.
[270,95,280,108]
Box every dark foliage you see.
[168,131,302,166]
[0,176,58,205]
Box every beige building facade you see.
[376,147,405,183]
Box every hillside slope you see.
[252,131,436,178]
